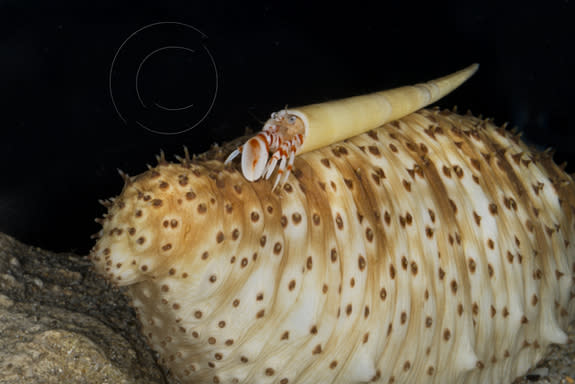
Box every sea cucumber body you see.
[91,109,575,384]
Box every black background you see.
[0,0,572,254]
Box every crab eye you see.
[287,115,297,124]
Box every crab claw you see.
[241,136,269,181]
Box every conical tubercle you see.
[289,63,479,154]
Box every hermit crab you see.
[91,64,575,384]
[225,63,479,188]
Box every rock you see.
[0,231,574,384]
[0,232,173,384]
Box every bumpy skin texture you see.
[91,109,575,384]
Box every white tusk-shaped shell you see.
[289,63,479,154]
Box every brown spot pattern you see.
[90,108,575,384]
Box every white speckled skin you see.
[91,108,575,384]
